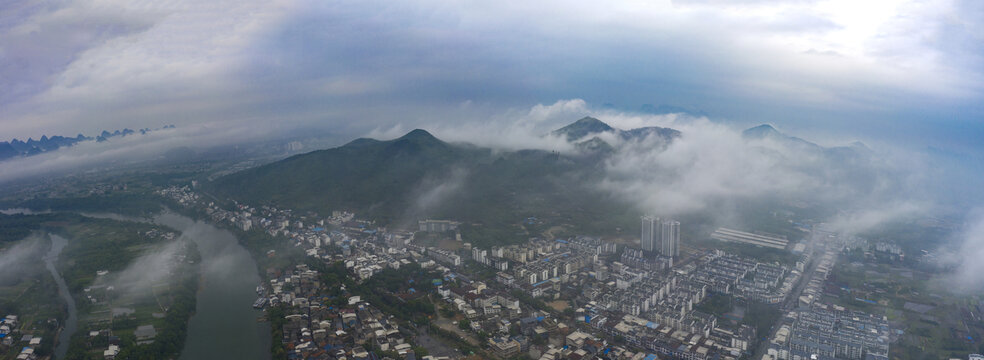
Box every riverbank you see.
[153,212,271,360]
[46,235,76,360]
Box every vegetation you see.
[743,301,782,339]
[309,261,439,324]
[0,214,58,243]
[7,193,163,217]
[510,290,553,314]
[268,305,289,360]
[50,216,200,360]
[695,292,733,317]
[0,236,63,359]
[53,217,164,293]
[696,293,780,343]
[209,129,641,240]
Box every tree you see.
[509,323,521,336]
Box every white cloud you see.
[94,239,184,297]
[0,237,45,286]
[0,119,285,184]
[942,210,984,292]
[0,0,979,146]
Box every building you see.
[710,228,788,249]
[642,215,658,252]
[660,220,680,257]
[643,216,681,257]
[489,337,521,357]
[418,219,458,232]
[428,248,461,267]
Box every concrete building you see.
[642,215,659,252]
[418,219,458,232]
[660,220,680,257]
[710,228,788,249]
[643,216,680,257]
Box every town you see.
[154,184,903,360]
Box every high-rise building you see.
[641,215,658,252]
[659,220,680,257]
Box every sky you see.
[3,0,984,289]
[0,0,982,156]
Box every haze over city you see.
[0,1,982,360]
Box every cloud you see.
[418,99,586,153]
[0,0,980,157]
[599,120,934,229]
[411,168,469,215]
[0,237,46,286]
[0,119,309,185]
[941,210,984,292]
[94,239,185,297]
[356,99,947,237]
[823,202,924,236]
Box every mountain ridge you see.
[550,116,681,150]
[0,126,176,162]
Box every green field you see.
[826,255,984,360]
[40,216,200,360]
[0,236,62,359]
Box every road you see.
[751,233,828,359]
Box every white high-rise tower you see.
[641,215,658,252]
[659,220,680,257]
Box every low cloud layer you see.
[0,0,981,156]
[389,99,961,237]
[0,237,46,286]
[941,210,984,292]
[0,119,324,185]
[601,118,931,222]
[93,240,186,298]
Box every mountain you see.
[0,142,17,161]
[2,135,90,159]
[212,129,482,222]
[210,127,639,241]
[741,124,782,139]
[0,127,166,162]
[621,126,681,142]
[550,117,680,149]
[551,117,615,141]
[742,124,823,153]
[638,104,709,118]
[741,124,871,159]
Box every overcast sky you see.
[1,0,982,155]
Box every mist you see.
[0,119,338,186]
[410,168,470,215]
[0,237,47,286]
[941,210,984,292]
[374,99,952,238]
[91,240,186,300]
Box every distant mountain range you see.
[742,123,872,162]
[211,120,641,242]
[550,116,680,153]
[552,116,681,143]
[0,125,176,162]
[210,117,872,241]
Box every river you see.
[45,234,76,360]
[80,211,271,359]
[154,212,271,360]
[1,208,50,215]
